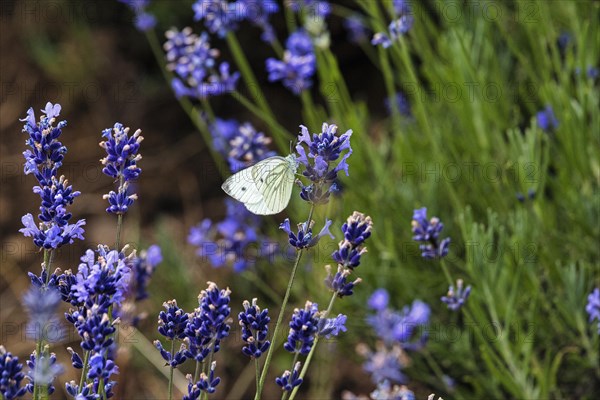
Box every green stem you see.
[231,90,291,152]
[254,358,260,394]
[194,360,202,383]
[115,213,123,250]
[78,350,91,394]
[168,340,175,400]
[440,259,454,286]
[32,341,43,399]
[255,205,316,400]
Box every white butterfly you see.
[221,154,298,215]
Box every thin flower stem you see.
[168,340,175,400]
[42,249,50,285]
[77,350,91,394]
[194,360,201,383]
[98,378,106,400]
[226,33,275,120]
[116,214,123,250]
[115,172,125,250]
[288,292,337,400]
[440,259,454,286]
[231,90,291,153]
[255,204,316,400]
[32,340,42,400]
[254,358,260,394]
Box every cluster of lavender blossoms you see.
[0,346,27,399]
[12,103,163,399]
[287,0,331,18]
[100,123,143,215]
[411,207,451,259]
[154,282,232,397]
[164,27,240,100]
[266,30,316,95]
[372,0,414,48]
[118,0,156,31]
[188,119,277,272]
[19,103,85,251]
[360,289,431,385]
[192,0,280,42]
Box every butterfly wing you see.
[221,165,263,204]
[252,156,297,214]
[245,200,276,215]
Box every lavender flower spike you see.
[441,279,472,311]
[100,123,143,215]
[0,346,27,399]
[411,207,450,259]
[238,298,271,359]
[20,103,85,250]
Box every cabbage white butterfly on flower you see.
[221,154,298,215]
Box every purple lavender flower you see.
[324,265,362,298]
[155,300,189,367]
[287,0,330,18]
[238,0,279,42]
[266,30,316,95]
[317,314,347,338]
[197,361,221,394]
[295,123,352,204]
[367,295,430,348]
[24,350,63,395]
[119,0,156,31]
[192,0,240,37]
[372,0,413,47]
[70,246,132,311]
[385,92,411,117]
[130,245,162,301]
[0,346,27,399]
[370,381,415,400]
[325,211,372,298]
[280,218,333,250]
[86,353,119,381]
[238,298,271,358]
[359,343,408,385]
[164,27,240,99]
[275,361,303,392]
[536,105,559,132]
[332,211,373,268]
[22,286,62,342]
[20,103,86,249]
[441,279,472,311]
[157,300,189,340]
[411,207,451,259]
[184,282,232,362]
[72,307,116,353]
[284,301,320,355]
[227,123,276,172]
[100,123,143,215]
[368,289,390,311]
[210,118,276,171]
[586,287,600,334]
[345,15,369,43]
[189,199,276,272]
[587,66,599,79]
